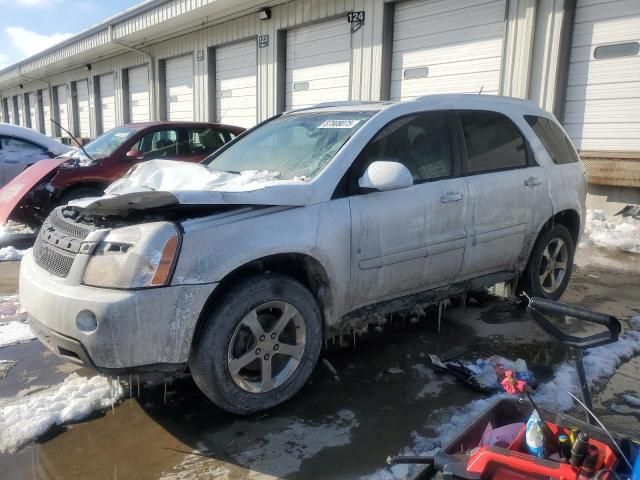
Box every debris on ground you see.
[615,204,640,219]
[623,394,640,408]
[0,360,16,379]
[321,358,340,381]
[386,367,405,375]
[428,353,534,393]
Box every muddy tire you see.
[521,224,575,300]
[58,187,104,205]
[189,274,322,415]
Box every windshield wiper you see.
[50,118,96,164]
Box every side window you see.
[136,129,180,159]
[188,128,228,154]
[352,112,453,188]
[459,111,528,173]
[525,115,580,165]
[0,136,47,161]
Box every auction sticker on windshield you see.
[318,119,361,129]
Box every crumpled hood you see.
[71,159,313,216]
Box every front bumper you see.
[20,252,217,371]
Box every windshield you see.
[203,111,376,180]
[80,127,137,159]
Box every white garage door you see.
[17,96,24,126]
[391,0,506,101]
[7,99,14,125]
[28,92,37,130]
[99,74,116,132]
[128,65,150,123]
[165,54,194,121]
[55,85,69,137]
[216,40,257,128]
[564,0,640,152]
[285,18,352,110]
[76,79,91,138]
[42,89,52,136]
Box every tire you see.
[521,224,575,300]
[58,187,104,206]
[189,274,322,415]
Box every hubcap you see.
[538,237,569,294]
[227,301,306,393]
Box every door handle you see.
[524,176,542,187]
[440,192,464,203]
[4,160,19,164]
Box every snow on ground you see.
[0,373,123,453]
[580,209,640,254]
[367,322,640,480]
[0,222,35,244]
[0,246,31,262]
[0,295,22,320]
[0,322,35,348]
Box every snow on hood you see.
[72,160,312,216]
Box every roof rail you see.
[287,100,391,113]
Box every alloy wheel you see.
[538,237,569,294]
[227,301,306,393]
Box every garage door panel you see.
[567,60,640,86]
[166,54,194,121]
[42,90,52,136]
[285,18,351,110]
[216,39,257,128]
[28,93,37,130]
[574,0,640,24]
[391,0,505,101]
[56,86,69,137]
[564,99,640,123]
[99,74,116,132]
[566,81,640,102]
[75,80,91,138]
[128,65,150,123]
[572,17,640,48]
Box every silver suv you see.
[20,95,586,414]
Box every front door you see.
[348,111,467,308]
[0,136,48,187]
[455,110,553,279]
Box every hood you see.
[71,159,314,216]
[0,157,67,224]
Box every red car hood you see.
[0,158,66,224]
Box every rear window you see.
[188,128,230,154]
[525,115,580,165]
[459,111,528,173]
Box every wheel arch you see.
[56,181,109,204]
[524,208,581,269]
[191,252,334,346]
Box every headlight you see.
[83,222,180,289]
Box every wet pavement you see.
[1,246,639,480]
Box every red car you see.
[0,121,244,225]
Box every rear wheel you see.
[521,224,575,300]
[189,274,322,415]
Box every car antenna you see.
[478,86,484,94]
[50,118,95,163]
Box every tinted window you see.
[460,111,528,173]
[136,129,181,159]
[359,112,453,183]
[525,115,580,165]
[188,128,229,154]
[0,136,47,163]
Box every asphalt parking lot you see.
[1,245,639,480]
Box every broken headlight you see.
[83,222,180,289]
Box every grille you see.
[33,209,96,278]
[49,208,93,240]
[33,233,76,278]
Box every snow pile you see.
[0,295,22,320]
[580,209,640,254]
[0,222,35,243]
[0,373,123,453]
[0,246,31,261]
[0,321,35,348]
[367,326,640,480]
[104,159,304,196]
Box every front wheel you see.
[520,224,575,300]
[189,274,322,415]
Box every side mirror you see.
[359,161,413,192]
[126,149,144,161]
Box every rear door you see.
[186,126,233,161]
[348,111,467,308]
[456,110,552,279]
